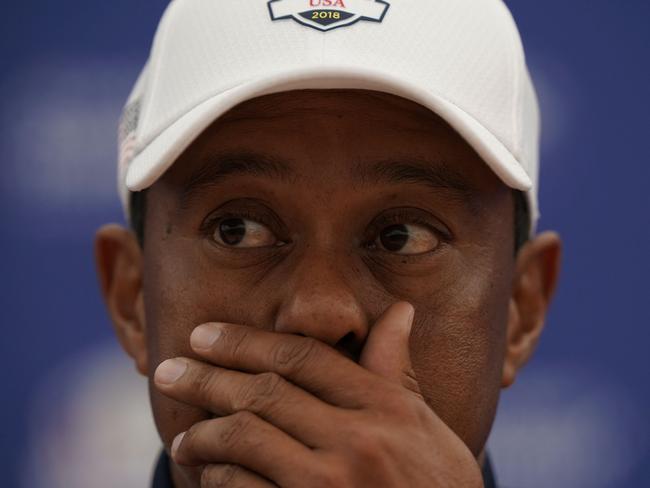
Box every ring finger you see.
[173,411,317,486]
[201,464,277,488]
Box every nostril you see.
[335,331,363,363]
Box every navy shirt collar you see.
[151,450,173,488]
[151,450,498,488]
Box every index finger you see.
[189,323,382,408]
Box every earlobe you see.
[501,231,562,388]
[94,224,149,376]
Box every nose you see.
[273,249,369,360]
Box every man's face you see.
[142,89,516,458]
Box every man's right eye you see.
[213,217,279,248]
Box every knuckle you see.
[310,461,350,488]
[220,411,256,446]
[403,368,424,399]
[226,327,250,359]
[381,387,431,426]
[272,336,319,375]
[234,372,284,412]
[201,464,239,487]
[380,386,415,416]
[347,426,385,464]
[191,367,220,403]
[181,423,201,452]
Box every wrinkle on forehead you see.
[158,87,509,212]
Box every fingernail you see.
[155,359,187,385]
[171,431,185,459]
[191,324,223,350]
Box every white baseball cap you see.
[118,0,541,233]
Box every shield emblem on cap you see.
[268,0,390,32]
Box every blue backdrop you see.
[1,1,648,486]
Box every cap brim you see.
[126,66,532,193]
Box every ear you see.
[94,224,148,376]
[502,231,562,388]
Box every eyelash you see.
[201,207,452,254]
[365,209,451,248]
[201,209,283,242]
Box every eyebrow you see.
[352,158,472,194]
[179,151,295,209]
[179,151,477,213]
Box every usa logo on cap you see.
[268,0,390,32]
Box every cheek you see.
[143,260,211,456]
[409,267,511,455]
[143,241,270,361]
[142,242,268,452]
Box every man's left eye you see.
[375,223,440,255]
[214,218,278,248]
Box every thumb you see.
[359,301,420,394]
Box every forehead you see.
[162,89,504,193]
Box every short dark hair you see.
[129,189,530,253]
[513,189,531,252]
[130,189,148,248]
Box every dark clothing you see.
[152,451,173,488]
[483,456,498,488]
[152,450,498,487]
